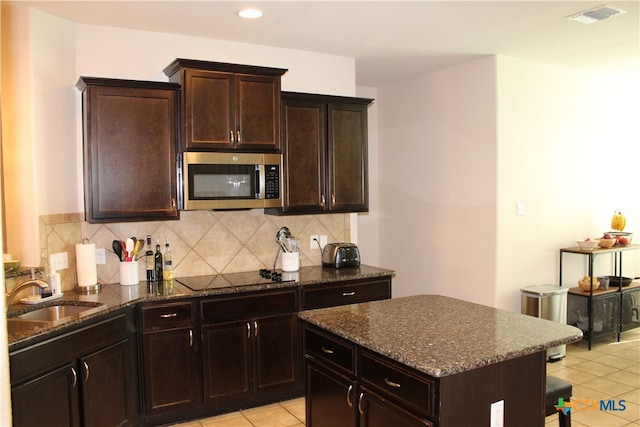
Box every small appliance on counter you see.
[322,243,360,268]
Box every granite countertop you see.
[298,294,583,378]
[7,264,394,349]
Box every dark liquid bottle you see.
[145,235,154,282]
[154,239,163,283]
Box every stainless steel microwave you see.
[179,152,282,210]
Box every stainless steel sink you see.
[6,318,51,334]
[7,302,108,335]
[16,304,99,322]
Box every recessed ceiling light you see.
[238,8,263,19]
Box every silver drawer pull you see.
[346,384,354,407]
[384,378,401,388]
[160,312,178,318]
[71,367,78,388]
[342,291,356,296]
[321,346,335,355]
[358,392,364,416]
[83,361,90,382]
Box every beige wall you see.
[376,57,498,306]
[496,56,640,312]
[375,55,640,311]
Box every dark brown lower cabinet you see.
[202,314,300,403]
[10,308,139,427]
[141,327,201,413]
[359,388,433,427]
[305,361,357,427]
[201,292,301,411]
[11,362,80,427]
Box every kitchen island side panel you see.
[438,350,546,426]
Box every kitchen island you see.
[299,294,582,427]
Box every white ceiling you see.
[7,0,640,86]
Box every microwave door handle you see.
[255,165,262,199]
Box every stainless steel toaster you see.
[322,243,360,268]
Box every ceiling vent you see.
[568,5,626,24]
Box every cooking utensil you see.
[125,238,134,261]
[112,240,123,261]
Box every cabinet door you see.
[281,97,326,212]
[328,102,369,212]
[142,327,201,414]
[235,74,281,151]
[11,363,80,427]
[306,361,357,427]
[202,320,252,403]
[82,82,179,222]
[184,69,235,149]
[80,340,132,427]
[254,313,300,393]
[359,389,433,427]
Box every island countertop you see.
[298,294,582,378]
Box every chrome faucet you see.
[5,279,49,309]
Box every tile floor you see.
[177,329,639,427]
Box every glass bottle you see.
[154,239,163,283]
[145,235,154,283]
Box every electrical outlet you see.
[516,201,526,216]
[50,252,68,270]
[319,235,328,248]
[310,235,319,250]
[490,400,504,427]
[96,248,106,265]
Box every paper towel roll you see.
[75,242,97,287]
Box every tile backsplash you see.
[40,210,351,291]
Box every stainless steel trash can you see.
[521,284,569,361]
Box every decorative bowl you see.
[597,238,616,248]
[578,277,600,291]
[576,239,599,250]
[3,259,20,272]
[609,232,633,246]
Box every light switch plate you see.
[490,400,504,427]
[50,252,68,270]
[96,248,106,265]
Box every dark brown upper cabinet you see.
[76,77,180,223]
[278,92,372,214]
[163,59,287,152]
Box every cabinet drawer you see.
[302,278,391,310]
[360,351,436,419]
[141,301,194,330]
[304,328,355,374]
[201,289,297,321]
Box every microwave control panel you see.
[264,165,280,199]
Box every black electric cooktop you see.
[175,269,295,292]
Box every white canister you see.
[281,252,300,272]
[119,261,140,286]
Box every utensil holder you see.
[119,261,139,286]
[281,252,300,272]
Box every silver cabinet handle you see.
[237,130,241,144]
[71,367,78,388]
[342,291,356,296]
[230,130,235,144]
[358,392,364,416]
[172,198,176,208]
[83,361,90,382]
[160,312,177,318]
[189,329,193,347]
[321,195,325,206]
[384,378,401,388]
[332,194,335,205]
[321,346,334,354]
[254,320,258,337]
[346,384,354,407]
[247,322,251,339]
